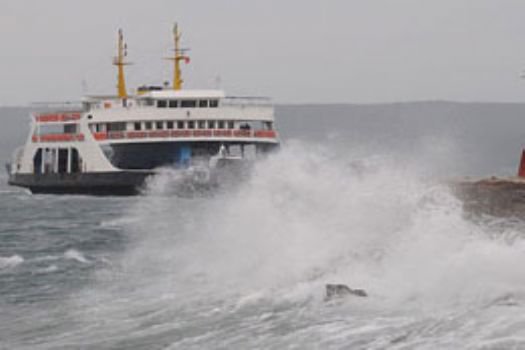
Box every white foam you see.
[36,264,59,274]
[64,249,89,264]
[65,139,525,349]
[0,255,24,269]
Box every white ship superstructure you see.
[8,25,279,195]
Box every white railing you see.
[222,96,272,107]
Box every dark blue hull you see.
[8,171,153,196]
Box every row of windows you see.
[143,99,219,109]
[37,123,79,135]
[135,120,235,131]
[91,120,273,133]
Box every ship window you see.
[145,122,152,130]
[227,121,234,129]
[188,121,195,129]
[264,122,273,130]
[134,122,142,131]
[198,120,206,129]
[208,120,216,129]
[144,99,155,106]
[209,100,219,108]
[64,124,78,134]
[199,100,208,108]
[157,100,168,108]
[177,121,185,129]
[107,122,126,132]
[156,121,164,130]
[95,124,101,132]
[218,121,225,129]
[167,121,174,129]
[181,100,197,108]
[169,100,178,108]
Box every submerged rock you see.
[325,284,368,301]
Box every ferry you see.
[7,25,279,195]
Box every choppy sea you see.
[3,102,525,349]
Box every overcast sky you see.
[1,0,525,105]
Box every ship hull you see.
[8,171,153,196]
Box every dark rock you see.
[325,284,368,301]
[451,177,525,218]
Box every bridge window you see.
[209,100,219,108]
[134,122,142,131]
[107,122,126,132]
[156,121,164,130]
[177,121,184,129]
[167,121,174,129]
[199,100,208,108]
[181,100,197,108]
[169,100,178,108]
[157,100,168,108]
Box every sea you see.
[2,102,525,349]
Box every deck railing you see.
[91,129,277,141]
[221,97,272,107]
[32,134,85,142]
[34,112,82,123]
[32,129,277,143]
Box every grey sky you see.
[1,0,525,105]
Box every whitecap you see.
[35,265,59,274]
[32,255,60,262]
[64,249,89,264]
[0,255,24,269]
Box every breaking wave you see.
[45,140,525,348]
[64,249,89,264]
[121,142,525,304]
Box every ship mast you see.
[166,23,190,90]
[113,29,130,99]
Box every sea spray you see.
[110,141,474,300]
[47,141,525,348]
